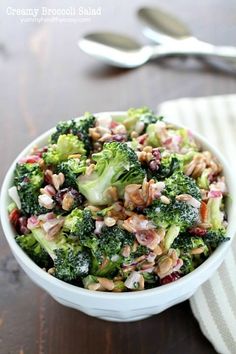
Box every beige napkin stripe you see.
[159,95,236,354]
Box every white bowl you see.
[1,112,236,322]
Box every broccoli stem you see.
[31,228,60,260]
[207,197,223,229]
[164,225,180,250]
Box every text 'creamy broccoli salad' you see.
[8,108,229,291]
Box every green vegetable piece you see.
[78,142,145,205]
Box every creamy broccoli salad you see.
[8,107,229,291]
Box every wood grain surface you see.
[1,0,236,353]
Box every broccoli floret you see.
[54,248,90,282]
[204,229,229,249]
[50,120,77,144]
[154,155,181,179]
[153,151,196,180]
[14,162,46,216]
[82,274,98,289]
[43,134,86,165]
[98,226,134,257]
[16,233,52,268]
[78,142,145,205]
[165,171,201,201]
[91,226,135,277]
[142,272,158,289]
[75,113,96,153]
[145,199,199,250]
[179,254,195,275]
[31,227,91,282]
[117,107,162,134]
[145,200,199,231]
[172,233,207,254]
[206,196,224,229]
[50,113,95,153]
[63,208,95,241]
[56,158,86,189]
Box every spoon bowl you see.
[79,32,152,68]
[138,7,191,44]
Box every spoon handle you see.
[149,42,236,61]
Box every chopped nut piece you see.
[48,267,55,275]
[62,193,74,211]
[143,146,153,153]
[156,256,173,278]
[122,245,131,258]
[68,153,81,159]
[97,277,115,291]
[160,195,171,204]
[104,216,116,227]
[85,164,95,176]
[191,247,205,255]
[52,172,65,190]
[88,283,104,291]
[106,186,119,202]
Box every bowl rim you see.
[1,111,236,300]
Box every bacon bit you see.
[122,214,155,233]
[208,190,222,198]
[9,208,20,229]
[200,201,208,223]
[44,169,53,184]
[38,212,55,222]
[38,194,55,209]
[137,133,148,145]
[40,185,56,197]
[42,218,64,239]
[188,227,207,237]
[18,216,30,235]
[27,216,40,230]
[95,220,104,234]
[124,271,144,290]
[135,229,162,250]
[160,272,181,285]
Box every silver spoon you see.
[138,6,236,72]
[138,6,193,45]
[79,31,236,69]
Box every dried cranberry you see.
[188,227,207,237]
[149,160,159,171]
[160,272,181,285]
[18,216,30,235]
[152,148,161,161]
[9,209,21,230]
[55,188,84,207]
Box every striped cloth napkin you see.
[158,95,236,354]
